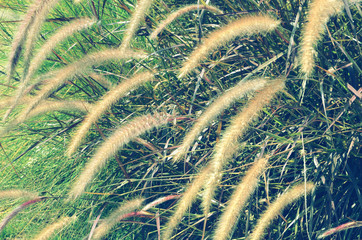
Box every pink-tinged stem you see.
[318,221,362,239]
[0,198,44,232]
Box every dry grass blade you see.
[150,4,223,39]
[66,71,154,156]
[202,78,285,218]
[67,112,172,201]
[249,182,315,240]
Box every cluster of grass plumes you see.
[0,0,361,239]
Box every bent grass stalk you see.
[172,78,267,162]
[162,165,211,240]
[66,71,154,156]
[119,0,153,50]
[33,215,76,240]
[150,4,223,39]
[213,156,269,240]
[3,17,96,121]
[299,0,344,77]
[0,198,44,233]
[178,15,280,78]
[202,78,285,218]
[92,199,144,240]
[67,112,172,201]
[249,182,315,240]
[14,49,146,124]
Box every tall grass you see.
[0,0,360,239]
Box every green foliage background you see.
[0,0,361,239]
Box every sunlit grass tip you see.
[67,112,173,201]
[150,4,223,39]
[66,71,154,157]
[171,78,267,162]
[249,182,315,240]
[120,0,154,50]
[299,0,344,77]
[213,156,269,240]
[178,15,280,78]
[202,78,285,218]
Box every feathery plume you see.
[66,72,154,156]
[178,15,280,78]
[249,182,315,240]
[162,165,211,240]
[150,4,223,39]
[213,156,269,240]
[67,112,172,201]
[0,198,43,232]
[3,17,96,121]
[0,100,91,138]
[119,0,154,50]
[22,0,61,78]
[299,0,344,76]
[202,78,285,218]
[33,215,76,240]
[15,49,146,123]
[6,0,45,84]
[92,199,144,240]
[88,73,114,90]
[0,189,38,199]
[172,78,267,162]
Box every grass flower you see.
[14,49,146,124]
[213,156,269,240]
[119,0,153,50]
[67,112,172,201]
[66,72,154,156]
[162,165,211,240]
[299,0,344,76]
[178,15,280,78]
[150,4,223,39]
[3,17,95,121]
[249,182,315,240]
[202,78,285,217]
[172,78,267,162]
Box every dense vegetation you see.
[0,0,361,239]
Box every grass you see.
[0,0,361,239]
